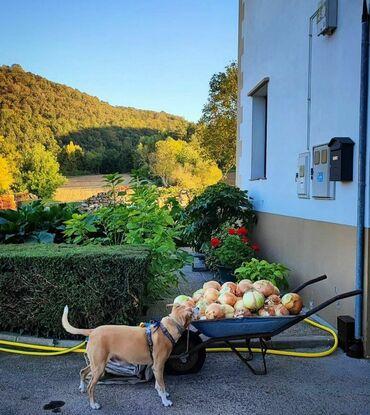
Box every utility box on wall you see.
[328,137,354,181]
[312,144,335,199]
[296,152,310,198]
[316,0,338,36]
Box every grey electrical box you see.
[296,152,310,198]
[312,144,335,199]
[316,0,338,36]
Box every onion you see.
[273,285,280,295]
[237,279,254,294]
[234,300,252,318]
[204,288,219,303]
[253,280,276,297]
[274,304,289,316]
[220,282,238,296]
[205,303,225,320]
[281,293,303,315]
[265,294,281,306]
[174,295,192,305]
[192,288,204,302]
[258,306,276,317]
[203,281,221,291]
[243,290,265,311]
[196,299,209,316]
[218,292,237,306]
[221,304,235,318]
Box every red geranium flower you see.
[211,237,221,248]
[237,227,248,236]
[228,228,236,235]
[242,236,249,243]
[251,243,260,252]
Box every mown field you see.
[54,174,131,202]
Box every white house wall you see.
[238,0,368,227]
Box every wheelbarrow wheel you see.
[165,331,206,375]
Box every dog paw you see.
[90,402,101,410]
[162,399,173,407]
[79,383,87,393]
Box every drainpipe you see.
[353,0,369,354]
[306,10,319,150]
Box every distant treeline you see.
[0,64,192,193]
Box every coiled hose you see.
[0,318,337,358]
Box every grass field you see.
[54,174,131,202]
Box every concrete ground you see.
[0,349,369,415]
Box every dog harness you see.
[145,320,181,360]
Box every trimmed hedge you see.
[0,244,150,338]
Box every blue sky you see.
[1,0,238,121]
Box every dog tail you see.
[62,305,92,336]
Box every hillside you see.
[0,64,190,182]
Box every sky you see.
[1,0,238,121]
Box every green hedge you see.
[0,244,150,338]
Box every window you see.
[248,78,269,180]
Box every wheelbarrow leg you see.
[224,337,267,375]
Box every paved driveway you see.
[1,349,369,415]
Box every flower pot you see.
[217,266,236,284]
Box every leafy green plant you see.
[204,226,256,270]
[182,183,256,251]
[103,173,127,206]
[63,182,190,305]
[0,201,78,244]
[235,258,290,289]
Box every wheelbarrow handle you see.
[303,289,362,320]
[291,275,327,294]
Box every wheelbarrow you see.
[165,275,361,375]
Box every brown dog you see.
[62,304,194,409]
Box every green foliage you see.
[0,200,78,244]
[204,226,256,270]
[64,181,189,305]
[0,64,190,190]
[235,258,290,289]
[0,156,13,194]
[182,182,256,251]
[0,244,150,338]
[197,62,237,174]
[21,144,65,198]
[103,172,127,206]
[149,137,222,190]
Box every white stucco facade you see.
[237,0,368,227]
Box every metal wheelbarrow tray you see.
[166,275,361,376]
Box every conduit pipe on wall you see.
[354,0,369,347]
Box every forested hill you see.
[0,64,190,176]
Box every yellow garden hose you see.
[0,318,337,358]
[206,318,338,358]
[0,340,86,356]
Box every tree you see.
[59,141,84,175]
[149,138,222,191]
[198,61,237,174]
[21,144,65,198]
[0,156,13,194]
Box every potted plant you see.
[205,226,259,283]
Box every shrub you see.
[182,183,256,251]
[235,258,289,290]
[0,244,150,338]
[0,200,78,244]
[204,226,257,270]
[0,156,13,194]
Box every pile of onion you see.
[176,277,302,321]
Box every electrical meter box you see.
[312,144,335,199]
[316,0,337,36]
[328,137,354,181]
[296,152,310,198]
